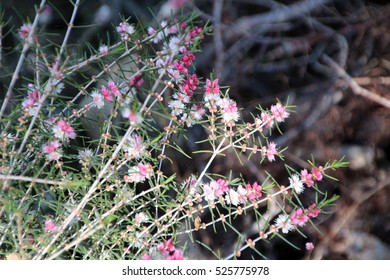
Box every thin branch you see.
[322,54,390,109]
[0,174,69,186]
[0,0,47,120]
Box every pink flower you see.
[142,254,152,260]
[108,80,120,97]
[173,61,188,74]
[126,162,153,183]
[101,85,113,101]
[305,242,314,251]
[22,89,40,115]
[237,185,248,203]
[49,61,63,80]
[190,104,205,120]
[42,140,60,153]
[267,142,277,162]
[44,219,58,233]
[116,22,135,41]
[307,203,320,218]
[205,79,219,94]
[290,208,308,227]
[130,74,144,88]
[270,103,289,122]
[18,23,32,39]
[154,239,186,260]
[222,100,240,123]
[301,169,314,187]
[212,179,228,197]
[42,140,61,161]
[53,120,76,140]
[311,167,323,181]
[203,183,216,202]
[261,112,274,128]
[181,52,195,66]
[246,182,262,200]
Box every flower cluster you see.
[125,162,154,183]
[203,179,263,207]
[116,21,135,41]
[274,203,321,234]
[18,23,32,40]
[143,239,185,260]
[300,166,324,188]
[22,85,40,116]
[0,8,347,261]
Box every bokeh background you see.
[1,0,390,259]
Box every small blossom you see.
[275,214,294,234]
[214,179,228,197]
[78,149,93,160]
[127,163,153,183]
[289,174,304,194]
[122,108,142,126]
[44,219,58,233]
[203,183,215,202]
[116,22,135,41]
[205,79,219,95]
[237,185,248,203]
[53,120,76,140]
[168,99,185,116]
[18,23,32,40]
[91,90,105,108]
[246,182,262,200]
[267,142,277,162]
[221,100,240,123]
[130,74,144,88]
[270,103,289,122]
[305,242,315,251]
[99,45,108,55]
[42,140,61,161]
[123,134,146,159]
[261,112,274,128]
[311,167,323,181]
[167,36,182,54]
[307,203,320,218]
[290,208,308,227]
[301,169,314,187]
[190,104,205,121]
[101,85,113,101]
[134,212,148,226]
[108,80,120,97]
[49,61,63,80]
[225,189,240,206]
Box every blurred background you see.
[1,0,390,259]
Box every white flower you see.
[203,183,215,202]
[91,90,104,109]
[168,36,181,54]
[275,214,294,234]
[122,134,146,159]
[134,212,148,226]
[78,149,93,160]
[289,174,304,194]
[225,189,240,206]
[99,45,108,55]
[168,99,185,115]
[127,166,143,183]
